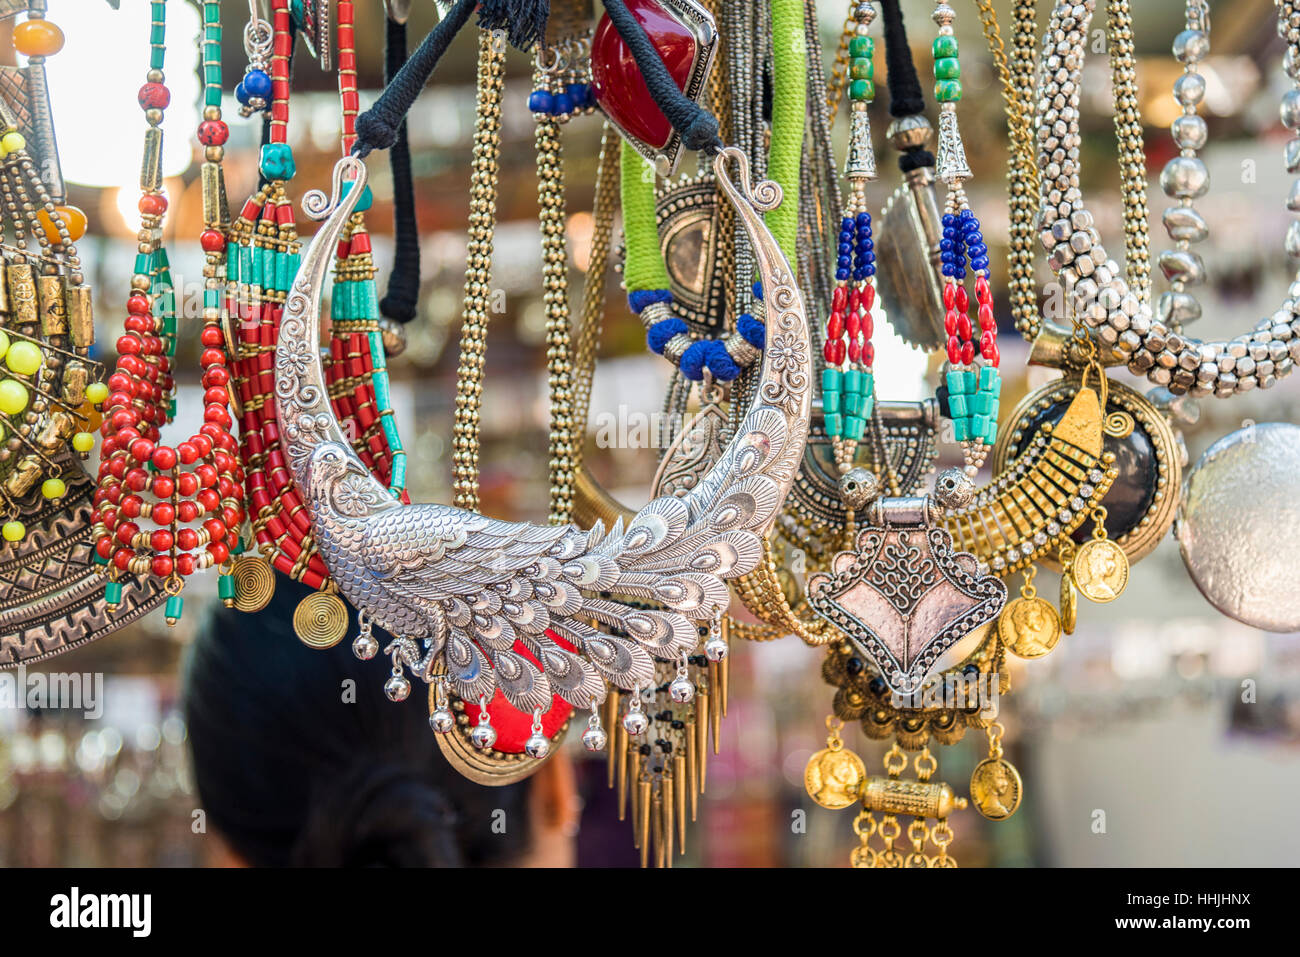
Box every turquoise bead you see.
[862,394,875,419]
[979,366,1000,391]
[342,179,374,212]
[972,392,994,416]
[104,581,122,605]
[844,369,865,395]
[949,394,968,418]
[954,418,970,442]
[933,35,958,58]
[165,594,183,623]
[259,142,296,181]
[849,78,875,102]
[845,415,866,441]
[851,57,873,81]
[935,79,963,102]
[822,390,841,414]
[218,574,236,601]
[845,392,863,417]
[934,56,961,80]
[825,412,843,437]
[862,371,875,397]
[849,35,874,58]
[946,370,971,396]
[972,414,990,442]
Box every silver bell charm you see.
[469,721,497,750]
[384,673,411,702]
[524,732,550,759]
[429,707,455,734]
[622,706,649,737]
[669,674,695,704]
[352,632,379,661]
[582,724,608,752]
[705,635,729,662]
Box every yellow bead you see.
[0,378,28,415]
[85,382,109,405]
[4,340,42,376]
[12,18,65,58]
[0,330,8,359]
[72,431,95,453]
[37,205,87,243]
[0,131,26,157]
[41,477,66,499]
[1,520,24,542]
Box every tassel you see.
[477,0,550,52]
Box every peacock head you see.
[307,442,354,495]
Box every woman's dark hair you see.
[183,577,531,867]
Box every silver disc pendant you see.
[1176,422,1300,632]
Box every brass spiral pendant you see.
[231,555,276,613]
[293,590,349,649]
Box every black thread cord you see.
[880,0,934,173]
[600,0,722,155]
[380,14,420,323]
[353,0,477,157]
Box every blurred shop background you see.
[1,0,1298,867]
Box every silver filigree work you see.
[273,150,811,714]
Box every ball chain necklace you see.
[92,0,244,627]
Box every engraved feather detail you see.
[274,152,811,713]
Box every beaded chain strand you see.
[822,2,879,471]
[93,0,244,625]
[931,1,1000,474]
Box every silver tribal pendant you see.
[274,149,811,713]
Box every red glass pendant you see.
[591,0,718,175]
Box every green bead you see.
[259,142,296,181]
[862,394,875,419]
[165,594,184,624]
[849,35,874,58]
[92,549,108,566]
[822,390,841,414]
[934,56,961,80]
[825,412,843,437]
[935,79,963,102]
[862,371,875,397]
[949,394,968,418]
[933,35,958,59]
[850,57,874,81]
[104,581,123,605]
[342,179,374,212]
[849,78,875,102]
[218,574,237,601]
[823,368,843,394]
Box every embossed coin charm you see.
[805,746,866,810]
[969,757,1022,821]
[294,590,349,649]
[1059,572,1078,636]
[998,596,1062,660]
[231,555,276,613]
[1073,538,1129,604]
[805,716,866,810]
